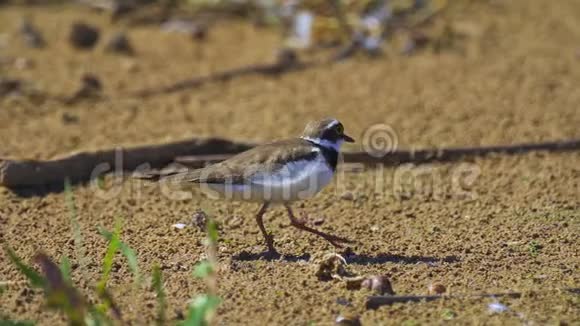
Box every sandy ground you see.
[1,1,579,325]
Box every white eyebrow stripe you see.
[325,119,339,129]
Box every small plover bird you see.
[140,118,354,255]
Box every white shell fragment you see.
[488,301,508,313]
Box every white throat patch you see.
[301,136,343,151]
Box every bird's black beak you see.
[343,134,355,143]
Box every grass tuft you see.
[96,221,123,320]
[4,246,46,289]
[528,241,542,257]
[5,206,220,325]
[180,295,221,326]
[179,214,221,326]
[193,261,214,279]
[441,308,456,320]
[34,253,87,325]
[0,319,36,326]
[64,179,87,278]
[152,265,166,326]
[98,222,142,286]
[59,255,72,285]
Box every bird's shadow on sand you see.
[232,251,460,265]
[232,251,311,262]
[344,253,460,265]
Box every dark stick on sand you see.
[366,288,580,309]
[0,138,254,188]
[0,138,578,193]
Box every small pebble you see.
[172,223,187,229]
[190,24,207,41]
[313,253,350,281]
[361,275,395,295]
[276,48,298,67]
[105,32,134,55]
[401,31,430,55]
[488,301,508,313]
[312,216,325,225]
[335,297,352,307]
[19,18,46,48]
[69,22,100,49]
[121,60,139,73]
[192,209,208,231]
[340,191,355,201]
[66,73,102,103]
[428,283,447,295]
[161,19,208,41]
[61,112,79,124]
[335,313,361,326]
[78,74,102,95]
[14,57,33,70]
[227,215,243,229]
[344,276,366,290]
[0,78,22,97]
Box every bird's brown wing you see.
[163,139,318,185]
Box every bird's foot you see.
[262,234,280,258]
[323,234,355,248]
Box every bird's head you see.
[301,118,355,151]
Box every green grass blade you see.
[96,223,124,320]
[206,219,218,245]
[3,246,46,289]
[64,179,86,277]
[34,253,87,325]
[98,224,141,286]
[118,242,140,285]
[152,265,166,326]
[86,305,111,326]
[0,319,36,326]
[97,226,121,291]
[193,261,214,279]
[97,227,114,241]
[96,288,122,320]
[180,295,221,326]
[59,256,72,285]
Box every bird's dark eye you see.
[336,124,344,134]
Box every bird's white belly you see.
[200,158,334,203]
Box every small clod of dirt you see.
[192,209,208,232]
[427,283,447,295]
[361,275,396,295]
[312,252,356,281]
[19,18,46,48]
[335,313,362,326]
[67,73,102,103]
[69,22,100,49]
[0,78,22,97]
[104,32,134,55]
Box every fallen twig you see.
[1,138,578,193]
[0,138,254,189]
